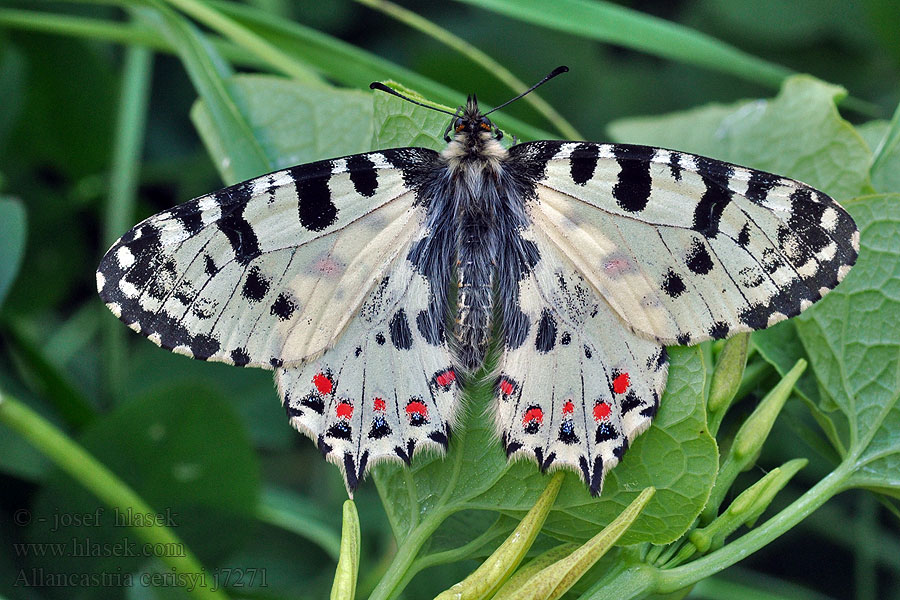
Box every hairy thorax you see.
[441,131,510,371]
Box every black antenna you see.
[370,65,569,118]
[483,65,568,115]
[368,82,457,116]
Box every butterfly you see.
[97,66,858,496]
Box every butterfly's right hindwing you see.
[96,148,440,369]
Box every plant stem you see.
[367,510,452,600]
[0,392,228,599]
[655,463,850,593]
[162,0,320,83]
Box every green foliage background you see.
[1,1,899,599]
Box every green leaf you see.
[862,100,900,194]
[608,75,872,201]
[452,0,791,88]
[193,74,375,178]
[795,194,900,495]
[0,197,26,309]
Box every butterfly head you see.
[448,95,502,144]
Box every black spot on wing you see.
[270,292,297,321]
[745,170,779,205]
[692,157,733,238]
[369,416,391,440]
[505,307,530,349]
[389,309,413,350]
[270,357,283,368]
[595,421,618,443]
[216,188,261,266]
[709,321,730,340]
[416,305,445,346]
[506,140,567,184]
[676,332,691,346]
[346,154,378,197]
[668,151,683,181]
[788,187,830,254]
[203,254,218,276]
[662,268,686,298]
[589,455,604,497]
[612,145,655,213]
[737,222,751,248]
[686,238,713,275]
[535,309,557,353]
[327,421,352,441]
[230,347,251,366]
[291,163,338,232]
[301,393,324,415]
[171,198,204,234]
[621,391,642,414]
[569,143,599,185]
[613,438,629,461]
[242,266,270,302]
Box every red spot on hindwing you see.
[435,368,456,388]
[373,397,386,411]
[613,372,630,395]
[313,372,333,395]
[563,400,574,415]
[499,377,515,396]
[336,401,353,419]
[593,401,611,421]
[523,407,544,426]
[406,399,428,426]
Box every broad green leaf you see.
[193,74,375,178]
[0,197,26,309]
[858,106,900,195]
[28,384,260,580]
[795,194,900,495]
[608,75,872,201]
[372,90,448,151]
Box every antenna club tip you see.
[553,65,569,75]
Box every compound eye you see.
[454,118,465,132]
[479,117,493,131]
